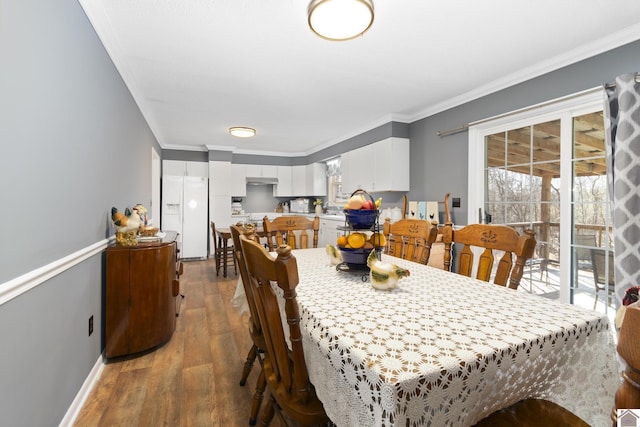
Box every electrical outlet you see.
[452,197,461,208]
[88,315,94,336]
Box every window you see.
[326,157,347,208]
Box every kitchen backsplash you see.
[239,184,311,213]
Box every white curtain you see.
[603,73,640,307]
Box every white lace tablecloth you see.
[234,248,618,426]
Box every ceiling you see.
[79,0,640,157]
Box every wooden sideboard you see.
[105,231,181,358]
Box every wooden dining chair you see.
[239,236,330,427]
[441,222,536,290]
[211,221,237,276]
[262,215,320,251]
[230,225,266,426]
[474,302,640,427]
[382,217,438,264]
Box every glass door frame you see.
[467,88,604,304]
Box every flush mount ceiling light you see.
[229,127,256,138]
[308,0,374,41]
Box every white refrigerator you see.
[162,175,208,259]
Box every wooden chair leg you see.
[215,251,221,276]
[240,344,258,386]
[250,368,266,426]
[232,250,238,275]
[259,395,275,427]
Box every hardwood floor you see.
[73,258,282,427]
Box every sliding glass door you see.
[468,90,615,316]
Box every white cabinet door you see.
[341,138,410,193]
[245,164,261,177]
[209,161,231,196]
[291,165,307,196]
[164,160,208,177]
[185,161,208,177]
[319,217,345,247]
[373,137,410,192]
[274,166,292,197]
[230,164,246,196]
[163,160,185,176]
[262,165,277,178]
[246,164,277,178]
[306,163,327,196]
[342,145,374,192]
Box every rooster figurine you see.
[367,249,410,290]
[111,206,142,234]
[325,244,343,266]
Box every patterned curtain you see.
[603,73,640,307]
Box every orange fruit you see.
[336,235,348,247]
[369,232,386,248]
[347,233,366,249]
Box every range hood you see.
[246,176,278,185]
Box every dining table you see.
[232,247,619,427]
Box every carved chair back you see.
[262,215,320,251]
[383,218,439,264]
[442,223,536,290]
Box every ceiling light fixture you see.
[308,0,374,41]
[229,127,256,138]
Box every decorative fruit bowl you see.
[343,209,379,229]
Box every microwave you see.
[289,198,310,213]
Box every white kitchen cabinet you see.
[186,161,209,177]
[291,165,307,196]
[163,160,208,177]
[209,161,231,196]
[341,137,409,192]
[306,163,327,196]
[163,160,186,176]
[230,164,247,196]
[245,164,277,178]
[319,216,345,247]
[274,166,292,197]
[341,144,374,192]
[372,137,410,191]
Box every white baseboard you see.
[58,355,104,427]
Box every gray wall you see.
[0,0,159,425]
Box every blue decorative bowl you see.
[343,209,379,229]
[338,247,370,265]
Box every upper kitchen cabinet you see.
[289,163,327,197]
[291,165,307,197]
[341,137,409,192]
[306,163,327,196]
[210,161,231,196]
[163,160,208,177]
[245,164,277,178]
[230,164,247,197]
[274,166,292,197]
[341,144,374,192]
